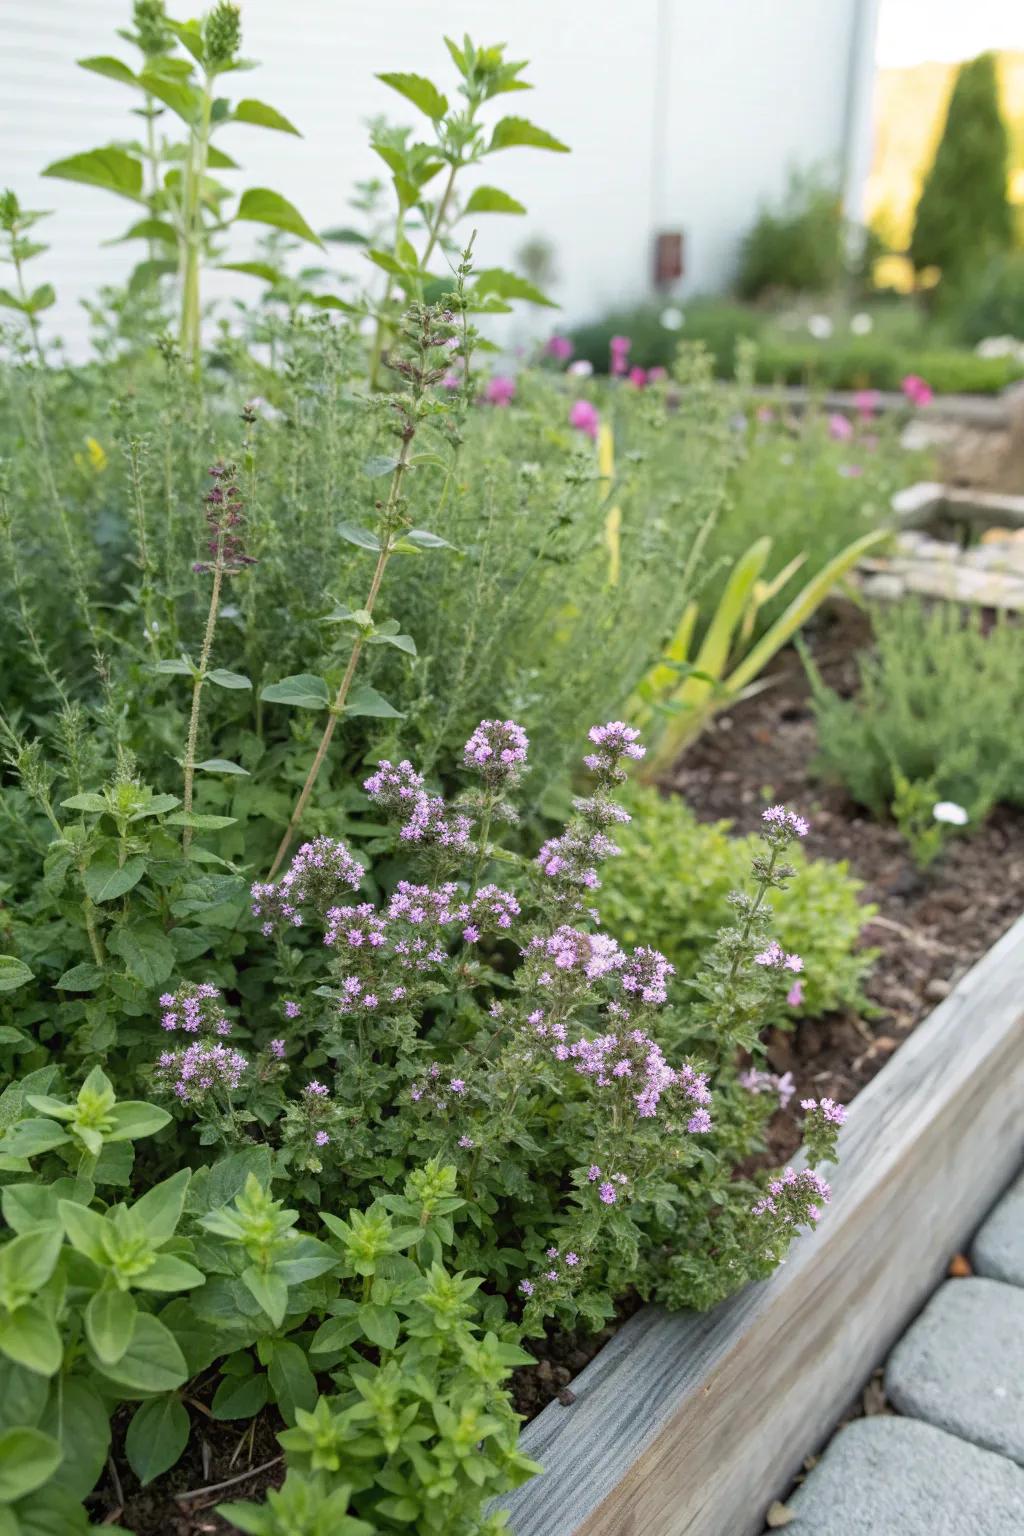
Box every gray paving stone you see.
[785,1416,1024,1535]
[885,1278,1024,1464]
[973,1167,1024,1287]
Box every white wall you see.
[1,0,873,355]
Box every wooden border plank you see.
[504,912,1024,1536]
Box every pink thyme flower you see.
[828,412,853,441]
[598,1181,617,1204]
[901,374,933,408]
[458,1134,474,1149]
[627,366,647,389]
[609,335,631,376]
[484,375,516,407]
[518,1279,534,1296]
[569,398,600,440]
[546,334,573,363]
[787,980,804,1008]
[854,388,879,419]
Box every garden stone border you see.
[501,913,1024,1535]
[746,378,1024,429]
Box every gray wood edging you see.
[745,379,1024,429]
[503,912,1024,1535]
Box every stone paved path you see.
[784,1168,1024,1534]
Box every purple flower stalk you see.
[462,718,529,788]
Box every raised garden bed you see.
[503,907,1024,1536]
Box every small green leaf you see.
[362,454,400,478]
[217,260,281,283]
[358,1303,399,1350]
[94,1313,188,1393]
[55,964,105,992]
[60,792,108,813]
[85,1288,135,1367]
[397,527,457,552]
[464,185,526,215]
[137,67,200,123]
[337,521,382,550]
[134,1254,205,1291]
[265,1339,316,1426]
[473,266,556,308]
[489,116,570,153]
[0,956,33,994]
[125,1396,190,1486]
[376,72,448,119]
[0,1305,63,1378]
[83,856,145,904]
[232,98,300,134]
[236,188,323,248]
[106,922,176,987]
[155,657,193,676]
[110,217,178,246]
[366,247,417,278]
[260,674,330,709]
[106,1101,172,1141]
[206,668,252,690]
[0,1121,71,1158]
[344,685,404,720]
[41,147,144,202]
[211,1369,268,1420]
[164,812,236,829]
[0,1428,63,1502]
[195,758,249,776]
[242,1266,288,1328]
[26,284,56,314]
[77,54,137,86]
[132,1168,190,1242]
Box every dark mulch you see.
[667,601,1024,1162]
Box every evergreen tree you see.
[910,52,1013,287]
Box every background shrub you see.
[911,52,1015,291]
[955,250,1024,344]
[803,601,1024,828]
[735,173,844,301]
[599,784,875,1025]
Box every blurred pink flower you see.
[484,375,516,407]
[838,463,863,478]
[609,334,631,376]
[787,980,804,1008]
[648,366,668,383]
[901,374,933,408]
[441,371,461,391]
[546,334,574,363]
[828,412,853,441]
[756,405,775,423]
[853,388,879,419]
[568,399,600,440]
[627,366,647,389]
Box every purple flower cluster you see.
[462,719,529,789]
[518,1242,583,1298]
[409,1061,468,1111]
[752,1166,832,1224]
[363,759,425,813]
[536,824,621,894]
[800,1096,847,1127]
[620,946,676,1007]
[560,1027,711,1130]
[586,1163,630,1204]
[739,1067,796,1110]
[251,838,364,936]
[159,982,231,1037]
[754,940,803,973]
[761,805,810,840]
[156,1040,248,1103]
[583,721,645,786]
[193,462,256,576]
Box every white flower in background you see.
[933,801,969,826]
[659,305,684,331]
[567,359,594,377]
[807,314,833,340]
[975,335,1024,361]
[850,312,873,335]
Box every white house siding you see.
[1,0,877,355]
